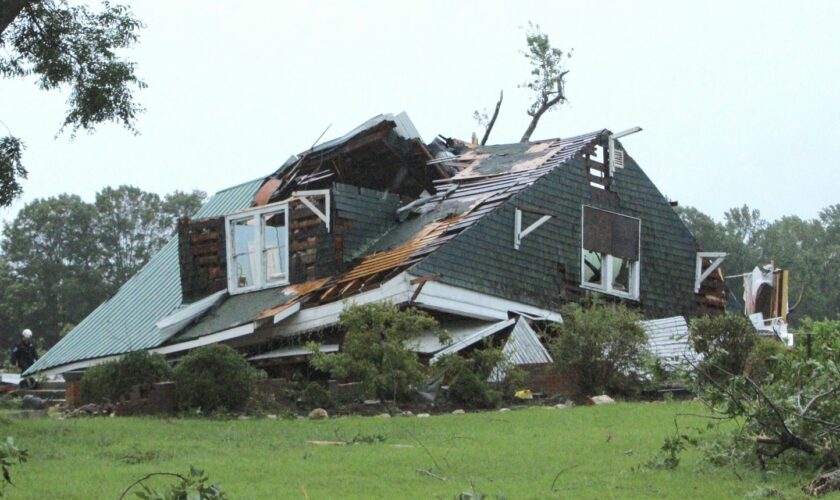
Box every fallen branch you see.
[416,468,446,481]
[118,472,187,500]
[807,469,840,497]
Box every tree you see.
[519,22,572,142]
[95,186,205,291]
[0,186,205,350]
[161,189,207,230]
[0,194,106,348]
[94,185,169,290]
[473,90,503,146]
[0,0,145,206]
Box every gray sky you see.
[2,0,838,224]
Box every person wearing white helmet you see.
[11,329,38,388]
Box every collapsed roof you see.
[27,111,714,376]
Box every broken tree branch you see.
[480,90,503,146]
[118,472,188,500]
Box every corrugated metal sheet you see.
[409,318,498,354]
[249,343,339,361]
[503,318,553,365]
[430,319,515,363]
[26,179,263,375]
[641,316,698,365]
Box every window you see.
[580,206,640,299]
[226,203,289,294]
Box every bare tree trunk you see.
[520,106,548,143]
[480,90,503,146]
[0,0,29,35]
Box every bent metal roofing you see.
[24,179,264,375]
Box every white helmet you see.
[21,329,32,339]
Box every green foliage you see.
[519,22,571,141]
[0,194,105,349]
[796,317,840,364]
[448,369,500,409]
[133,466,227,500]
[173,345,258,412]
[309,303,441,402]
[689,314,756,376]
[743,337,787,383]
[0,135,25,207]
[548,302,648,396]
[298,382,332,410]
[0,437,27,497]
[1,0,146,135]
[80,351,170,403]
[80,362,117,404]
[677,203,840,323]
[693,319,840,470]
[0,186,205,351]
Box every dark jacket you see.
[11,340,38,372]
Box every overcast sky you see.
[2,0,838,225]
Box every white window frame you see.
[579,206,641,301]
[225,202,290,295]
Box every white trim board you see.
[408,277,563,323]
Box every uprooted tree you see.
[0,0,146,206]
[687,317,840,495]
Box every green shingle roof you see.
[26,179,263,375]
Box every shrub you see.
[298,382,332,410]
[173,345,258,412]
[548,302,648,396]
[309,303,442,402]
[689,313,756,376]
[448,369,500,409]
[80,362,117,404]
[80,350,170,403]
[743,337,787,383]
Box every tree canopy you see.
[678,203,840,323]
[0,0,145,207]
[0,186,204,349]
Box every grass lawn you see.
[0,401,826,499]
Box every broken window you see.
[226,203,289,294]
[580,206,640,299]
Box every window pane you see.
[231,218,257,288]
[263,212,287,282]
[611,256,631,293]
[233,253,255,288]
[583,249,603,285]
[232,218,257,256]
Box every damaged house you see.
[25,113,726,391]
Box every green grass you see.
[0,402,826,499]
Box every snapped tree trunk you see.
[0,0,29,35]
[520,107,547,143]
[480,90,503,146]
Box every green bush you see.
[298,382,332,410]
[448,369,500,408]
[743,337,788,383]
[80,350,171,403]
[173,345,258,412]
[548,302,648,396]
[309,303,443,402]
[689,313,756,377]
[80,362,117,404]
